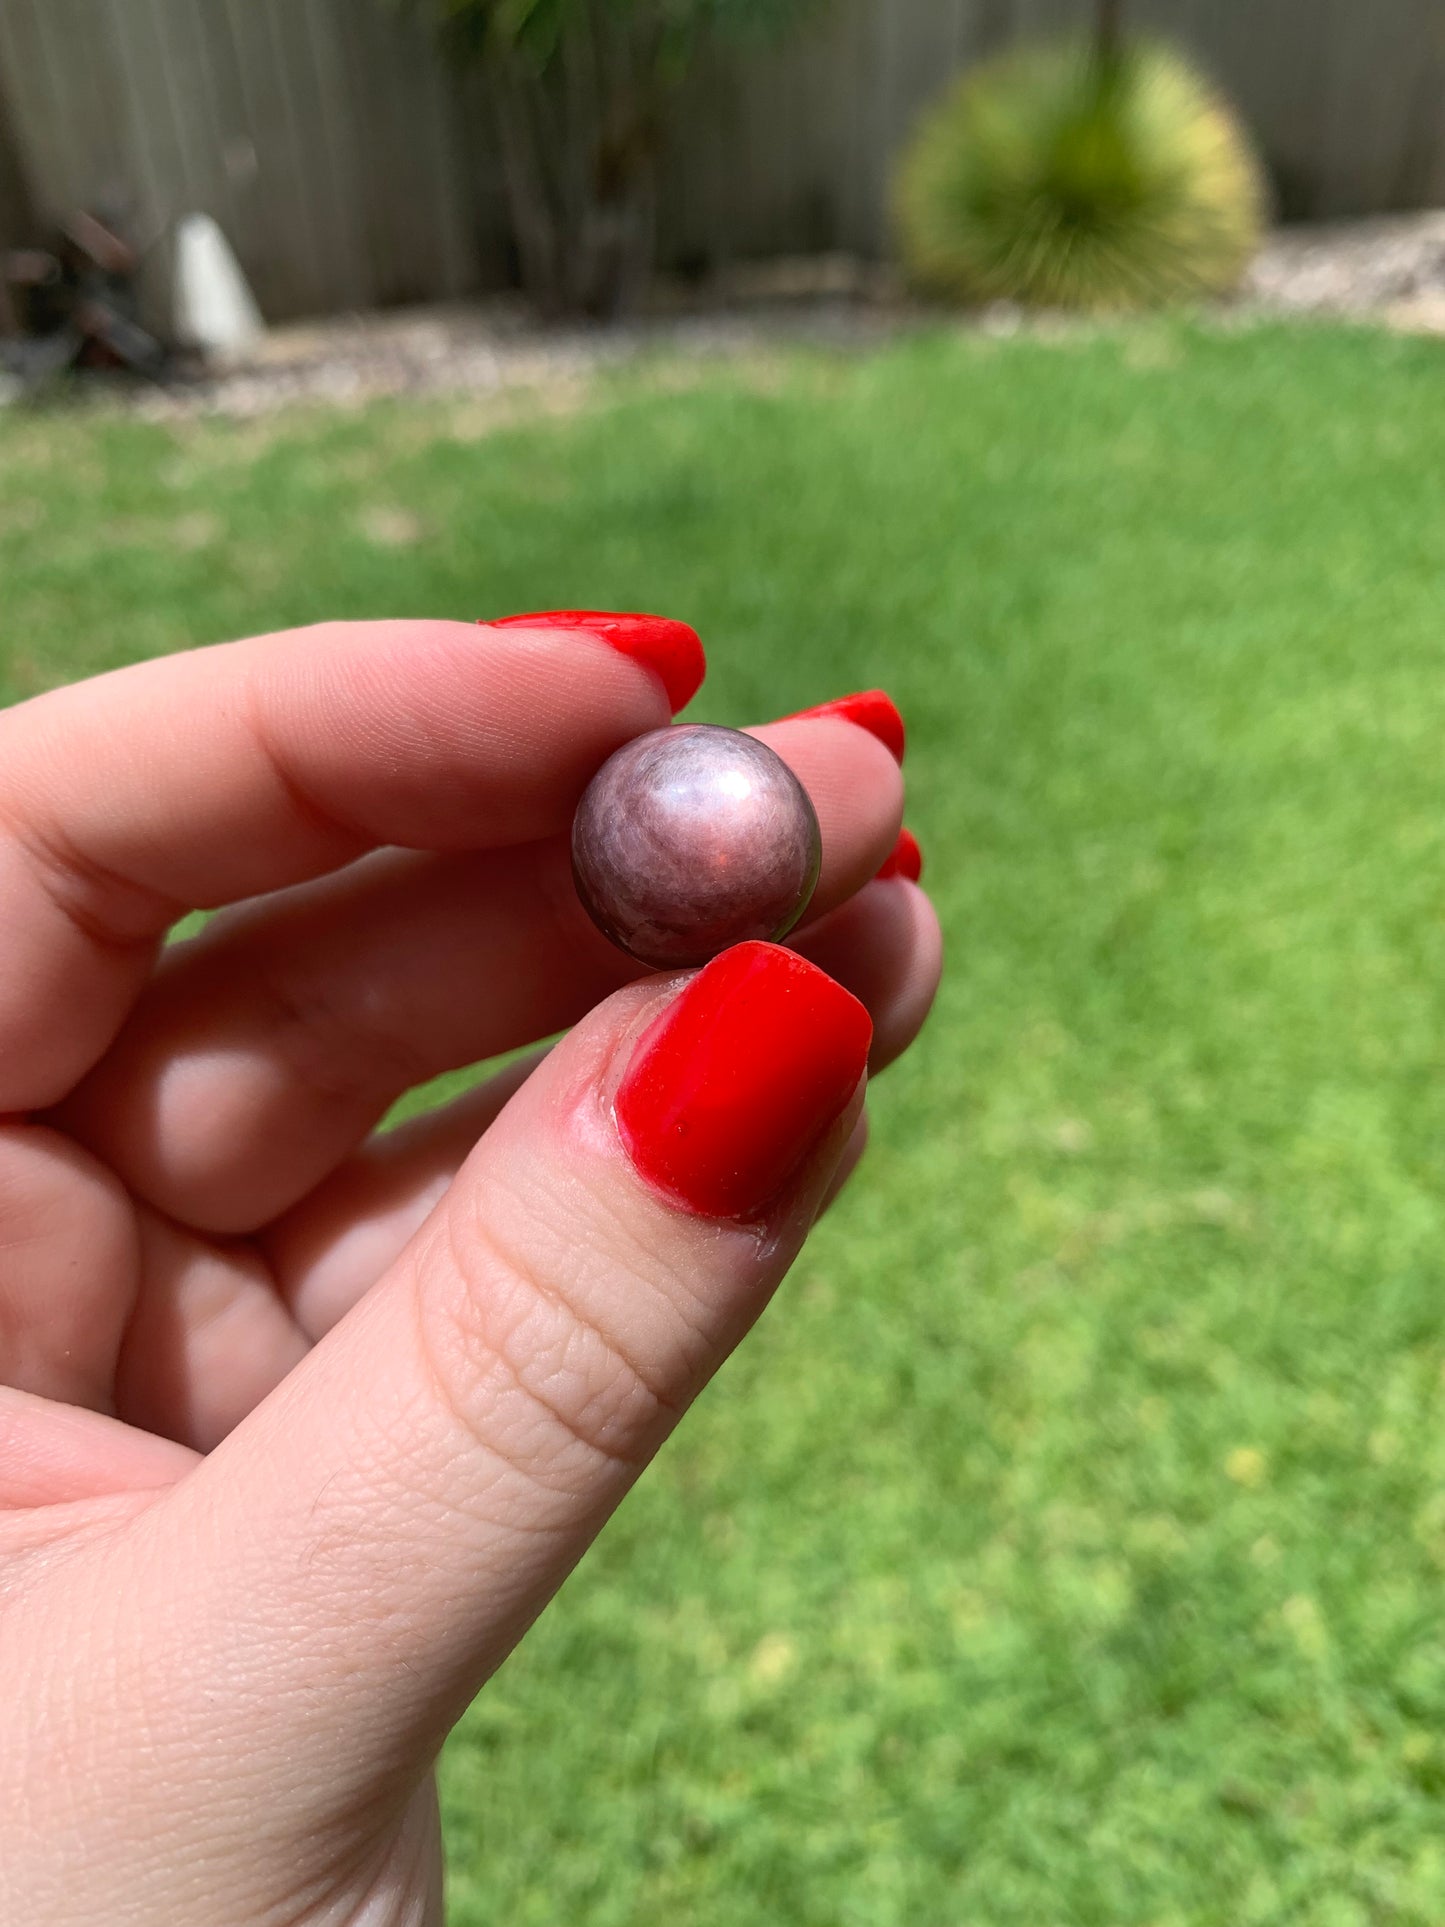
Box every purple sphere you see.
[572,724,822,969]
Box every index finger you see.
[0,615,701,1108]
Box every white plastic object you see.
[172,212,265,360]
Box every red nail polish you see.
[785,690,905,764]
[615,942,872,1219]
[486,610,706,712]
[876,828,923,882]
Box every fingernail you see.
[784,690,905,764]
[615,942,872,1219]
[876,828,923,882]
[486,610,706,712]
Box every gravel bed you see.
[1243,210,1445,324]
[8,215,1444,420]
[130,301,892,422]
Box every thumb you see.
[86,945,869,1862]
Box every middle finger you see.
[55,716,903,1233]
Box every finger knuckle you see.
[411,1201,678,1510]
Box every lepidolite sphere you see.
[572,724,822,969]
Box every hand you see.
[0,615,940,1924]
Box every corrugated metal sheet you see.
[1,0,1441,323]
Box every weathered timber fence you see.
[2,0,1444,323]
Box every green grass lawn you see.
[7,318,1445,1924]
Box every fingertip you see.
[486,611,706,713]
[784,690,906,764]
[613,944,871,1221]
[876,828,923,883]
[792,875,942,1075]
[748,717,904,913]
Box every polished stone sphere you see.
[572,724,822,969]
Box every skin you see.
[0,619,942,1926]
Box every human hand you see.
[0,615,940,1924]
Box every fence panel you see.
[1,0,1443,323]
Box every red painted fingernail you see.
[615,942,872,1220]
[876,828,923,882]
[486,610,706,712]
[784,690,905,764]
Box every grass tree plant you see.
[896,1,1266,311]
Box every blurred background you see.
[6,4,1445,1923]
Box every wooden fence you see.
[0,0,501,316]
[2,0,1444,324]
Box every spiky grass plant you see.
[896,38,1266,310]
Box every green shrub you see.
[895,38,1266,310]
[398,0,827,319]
